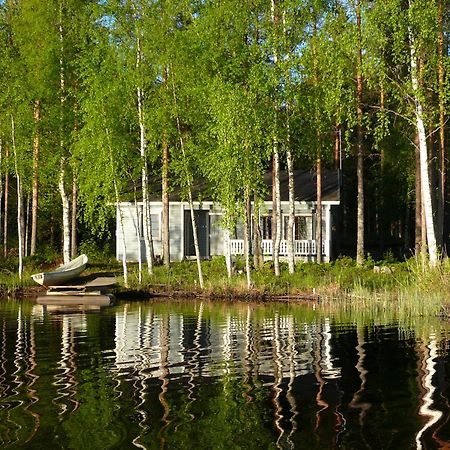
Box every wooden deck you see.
[36,275,117,307]
[46,276,117,296]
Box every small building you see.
[116,170,340,263]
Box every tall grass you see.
[0,254,448,309]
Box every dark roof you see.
[135,169,340,203]
[263,169,340,202]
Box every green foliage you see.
[0,0,449,275]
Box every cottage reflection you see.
[1,300,450,448]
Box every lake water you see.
[0,298,449,449]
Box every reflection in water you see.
[54,315,79,418]
[1,300,450,448]
[24,318,40,443]
[286,315,298,447]
[158,312,170,447]
[416,334,444,450]
[348,326,371,448]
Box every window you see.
[139,210,161,240]
[233,219,244,239]
[260,216,273,240]
[151,213,161,240]
[283,216,308,240]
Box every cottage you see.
[116,169,340,263]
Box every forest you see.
[0,0,448,288]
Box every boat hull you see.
[31,254,88,286]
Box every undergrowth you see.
[0,254,448,304]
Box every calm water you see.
[0,299,450,449]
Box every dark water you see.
[0,299,450,449]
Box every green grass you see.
[119,254,449,300]
[0,254,448,310]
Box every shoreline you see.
[7,284,322,303]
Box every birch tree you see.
[407,0,438,266]
[75,11,136,286]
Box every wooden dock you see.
[46,276,117,296]
[36,276,117,306]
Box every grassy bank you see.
[121,255,449,305]
[0,254,448,304]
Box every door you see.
[184,210,209,258]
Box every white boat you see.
[31,254,89,286]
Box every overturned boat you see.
[31,254,89,286]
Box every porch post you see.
[180,203,185,260]
[325,204,331,262]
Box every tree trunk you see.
[437,0,445,249]
[334,123,341,171]
[286,133,295,274]
[162,68,170,267]
[409,17,438,266]
[171,71,204,288]
[59,158,70,264]
[137,37,154,276]
[11,116,23,279]
[316,154,323,263]
[404,199,410,256]
[25,195,30,257]
[225,227,232,278]
[59,0,70,264]
[271,0,281,276]
[378,85,385,253]
[253,195,263,269]
[415,133,422,255]
[117,203,129,288]
[71,174,77,258]
[356,0,365,265]
[162,134,170,267]
[243,188,252,289]
[104,122,128,287]
[187,192,204,289]
[272,149,281,276]
[0,141,3,253]
[3,147,8,258]
[31,99,40,256]
[133,188,142,284]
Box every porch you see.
[229,239,326,257]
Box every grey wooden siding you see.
[209,214,224,255]
[117,201,335,262]
[117,203,185,262]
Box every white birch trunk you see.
[0,140,3,250]
[187,191,204,289]
[171,70,204,288]
[243,190,252,289]
[409,18,438,266]
[3,148,8,258]
[224,228,232,278]
[105,123,128,287]
[25,196,30,257]
[136,36,154,275]
[11,116,23,279]
[271,0,282,277]
[133,190,142,284]
[117,204,129,288]
[59,158,71,264]
[282,7,295,274]
[286,138,295,274]
[273,148,282,276]
[71,175,77,258]
[59,0,70,264]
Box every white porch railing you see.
[230,239,325,256]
